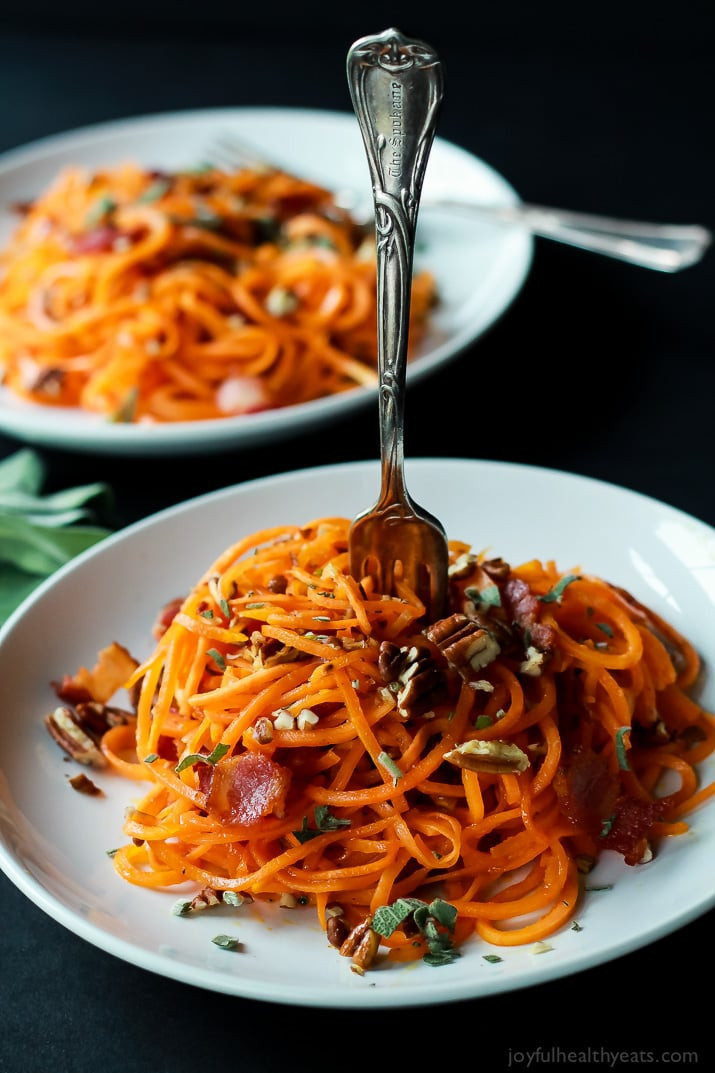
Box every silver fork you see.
[345,28,449,622]
[207,135,711,274]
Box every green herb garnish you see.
[293,805,351,843]
[206,647,226,671]
[615,726,631,770]
[539,574,580,604]
[211,934,240,951]
[377,751,403,785]
[175,741,230,774]
[373,897,460,968]
[465,584,501,608]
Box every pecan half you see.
[444,738,530,774]
[45,706,107,767]
[424,614,500,678]
[377,640,447,717]
[339,916,379,974]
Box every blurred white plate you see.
[0,107,532,455]
[1,458,714,1008]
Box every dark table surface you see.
[1,3,714,1070]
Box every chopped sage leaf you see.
[465,584,501,608]
[474,714,493,730]
[200,608,215,619]
[139,178,171,202]
[373,896,459,967]
[293,805,351,843]
[571,921,584,932]
[596,621,614,637]
[483,953,503,963]
[206,647,226,671]
[85,194,116,227]
[211,934,241,951]
[172,899,193,916]
[377,751,402,785]
[539,574,580,604]
[599,814,615,838]
[219,597,231,618]
[144,753,159,764]
[584,884,614,892]
[175,741,230,774]
[615,726,631,770]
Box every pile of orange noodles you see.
[54,516,714,970]
[0,163,436,422]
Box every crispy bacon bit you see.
[53,642,139,705]
[503,577,554,653]
[152,597,184,640]
[600,796,663,865]
[68,226,121,254]
[207,753,291,826]
[554,745,619,837]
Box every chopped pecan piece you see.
[327,914,349,949]
[246,631,306,669]
[29,367,65,397]
[424,614,500,678]
[443,738,530,774]
[45,706,107,767]
[74,700,133,737]
[448,552,479,579]
[377,640,447,717]
[267,574,288,594]
[69,772,103,796]
[481,557,511,583]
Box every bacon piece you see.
[152,596,184,640]
[503,577,554,652]
[53,642,138,705]
[600,796,663,865]
[554,745,619,837]
[207,753,291,826]
[68,226,120,254]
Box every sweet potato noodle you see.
[53,517,712,971]
[0,164,435,422]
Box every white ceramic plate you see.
[0,107,532,456]
[1,457,714,1008]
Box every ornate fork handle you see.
[347,28,444,512]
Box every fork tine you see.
[207,132,275,174]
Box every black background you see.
[1,2,714,1070]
